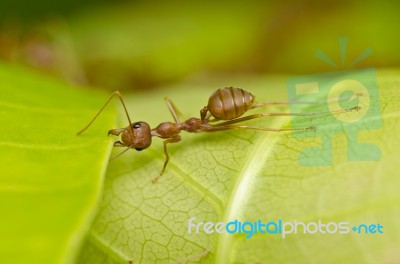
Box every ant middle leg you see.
[164,97,183,124]
[152,135,182,183]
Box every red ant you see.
[77,87,359,182]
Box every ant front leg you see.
[113,141,125,147]
[108,128,125,136]
[152,135,181,183]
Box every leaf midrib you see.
[215,116,289,263]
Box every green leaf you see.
[78,70,400,263]
[0,63,116,264]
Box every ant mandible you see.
[77,87,359,183]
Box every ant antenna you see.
[110,147,131,161]
[77,91,133,135]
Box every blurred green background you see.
[1,1,400,263]
[1,0,399,92]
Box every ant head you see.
[121,121,152,151]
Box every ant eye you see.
[132,122,141,129]
[135,148,144,151]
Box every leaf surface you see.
[79,70,400,263]
[0,64,116,264]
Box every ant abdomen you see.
[207,87,255,120]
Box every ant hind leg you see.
[204,124,314,133]
[250,92,363,110]
[211,106,360,127]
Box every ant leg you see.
[200,106,211,121]
[113,141,125,147]
[77,90,133,135]
[251,93,363,109]
[108,128,125,136]
[152,135,181,183]
[204,124,314,133]
[164,97,182,124]
[212,106,360,127]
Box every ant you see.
[77,87,360,183]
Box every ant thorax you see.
[151,122,180,138]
